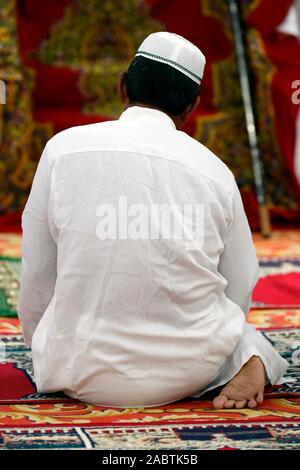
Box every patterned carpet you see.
[0,231,300,449]
[0,257,20,317]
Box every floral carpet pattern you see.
[0,231,299,448]
[0,257,21,317]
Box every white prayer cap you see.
[135,32,206,85]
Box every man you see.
[18,32,288,409]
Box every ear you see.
[184,95,200,118]
[175,95,200,129]
[119,72,128,104]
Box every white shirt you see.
[19,106,288,407]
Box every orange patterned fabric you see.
[0,398,299,428]
[248,309,300,329]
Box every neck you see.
[124,102,183,129]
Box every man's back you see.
[19,106,249,406]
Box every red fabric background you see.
[0,363,35,399]
[3,0,297,233]
[246,0,300,203]
[16,0,233,133]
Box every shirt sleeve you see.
[214,179,289,386]
[191,181,289,399]
[218,180,259,315]
[192,322,289,398]
[18,142,57,347]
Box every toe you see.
[213,394,228,409]
[248,399,258,408]
[235,400,247,409]
[224,399,236,409]
[256,391,264,405]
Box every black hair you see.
[125,55,199,116]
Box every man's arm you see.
[217,181,288,385]
[18,143,57,347]
[219,181,259,314]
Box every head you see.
[119,32,206,129]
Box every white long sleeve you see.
[192,183,288,398]
[18,143,57,347]
[221,322,289,386]
[193,183,288,397]
[219,181,260,315]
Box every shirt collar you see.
[119,106,176,130]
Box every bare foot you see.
[213,355,268,409]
